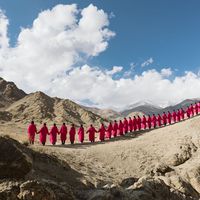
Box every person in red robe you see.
[162,112,167,126]
[167,111,172,124]
[86,124,97,143]
[118,120,124,135]
[69,124,76,144]
[123,118,129,134]
[113,120,118,137]
[157,114,162,127]
[98,123,106,142]
[177,109,181,122]
[186,106,191,118]
[142,115,147,130]
[38,123,49,146]
[137,116,142,131]
[128,117,133,132]
[152,114,157,128]
[59,123,67,145]
[147,115,152,129]
[49,123,59,145]
[190,104,194,116]
[27,121,37,144]
[106,122,113,139]
[195,102,199,115]
[78,124,84,143]
[133,116,137,131]
[172,110,177,123]
[180,108,185,120]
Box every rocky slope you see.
[5,91,107,126]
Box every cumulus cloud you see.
[0,9,9,49]
[0,4,115,92]
[0,4,200,110]
[141,57,154,67]
[161,68,172,77]
[106,66,123,75]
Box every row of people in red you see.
[27,103,200,145]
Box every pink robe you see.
[152,116,157,128]
[177,111,181,122]
[106,123,113,139]
[27,124,37,142]
[162,113,167,125]
[142,116,147,129]
[59,125,67,141]
[181,109,185,120]
[38,126,49,144]
[128,118,133,132]
[78,127,84,143]
[118,121,124,135]
[137,117,142,130]
[157,115,162,127]
[172,112,177,122]
[113,122,118,137]
[98,125,106,141]
[133,118,137,131]
[69,127,76,143]
[190,105,194,116]
[49,126,59,144]
[167,112,172,124]
[186,108,190,118]
[147,117,151,129]
[123,119,129,133]
[195,104,199,115]
[87,127,97,142]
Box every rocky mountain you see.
[0,77,107,126]
[0,77,26,109]
[83,106,122,120]
[5,91,107,126]
[121,102,162,117]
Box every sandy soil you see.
[1,115,200,188]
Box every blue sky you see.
[1,0,200,109]
[1,0,200,75]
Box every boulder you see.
[0,136,32,179]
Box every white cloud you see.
[141,57,154,67]
[0,4,115,92]
[106,66,123,75]
[0,9,9,49]
[130,62,136,70]
[1,5,200,110]
[161,68,172,77]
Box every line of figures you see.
[27,102,200,145]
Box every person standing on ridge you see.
[59,123,67,145]
[152,114,157,128]
[172,110,177,123]
[118,120,124,135]
[69,124,76,144]
[49,123,59,145]
[38,123,49,146]
[86,124,97,143]
[157,114,162,127]
[180,108,185,120]
[123,118,129,134]
[128,117,133,132]
[147,115,152,129]
[195,102,199,115]
[133,116,137,131]
[142,115,147,130]
[190,104,194,116]
[177,109,181,122]
[113,120,118,137]
[167,111,172,124]
[162,112,167,126]
[27,121,37,145]
[106,122,113,139]
[98,123,106,142]
[186,106,191,118]
[137,116,142,131]
[78,124,84,143]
